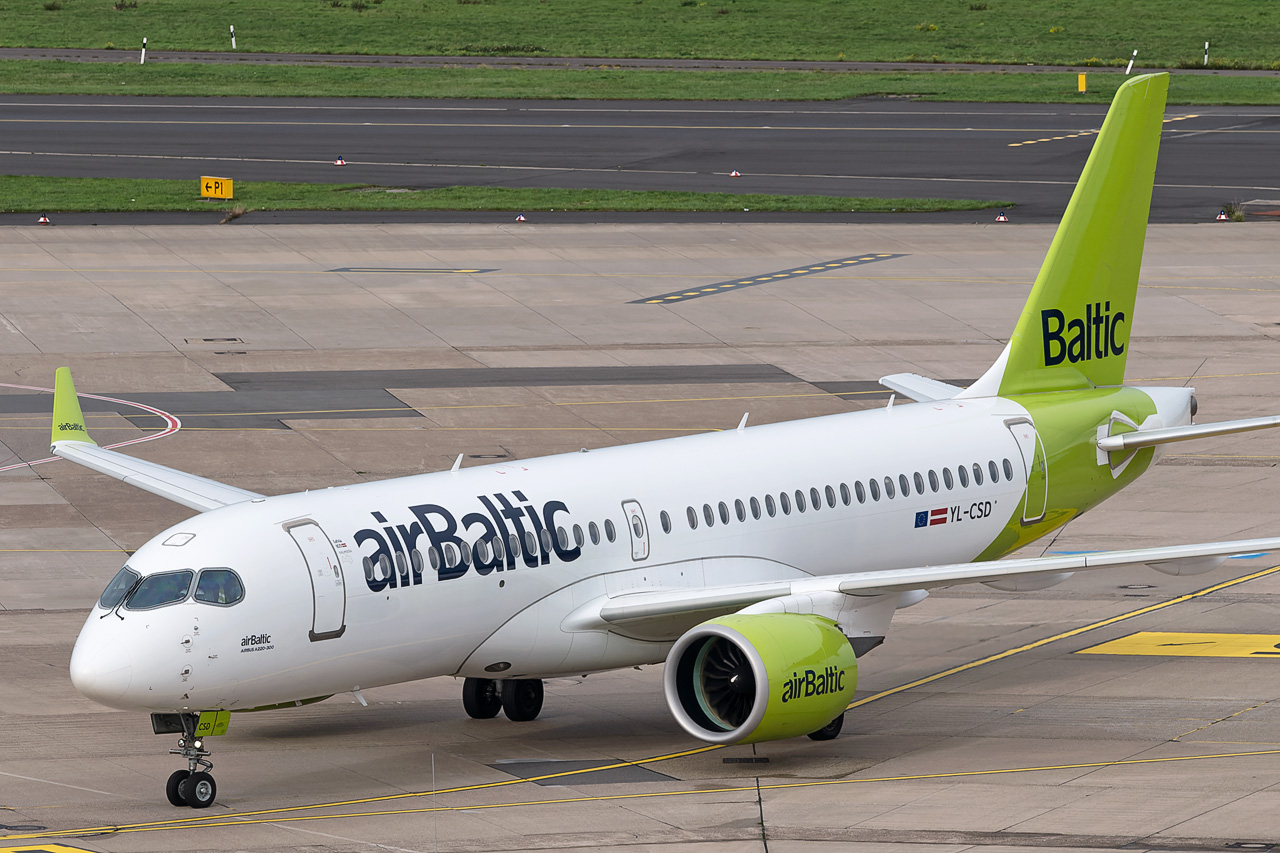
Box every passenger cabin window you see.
[508,533,522,558]
[524,531,537,555]
[703,504,715,527]
[588,522,600,545]
[928,470,940,492]
[884,477,895,499]
[914,472,925,494]
[750,496,762,519]
[540,529,554,554]
[660,511,672,534]
[572,525,584,547]
[780,492,792,514]
[99,566,140,609]
[811,487,822,510]
[989,460,1000,482]
[765,494,776,517]
[1003,458,1015,481]
[958,465,969,488]
[840,483,852,506]
[972,463,984,486]
[718,501,730,524]
[735,499,746,522]
[124,570,194,611]
[604,519,617,542]
[854,481,865,503]
[795,490,806,512]
[943,467,954,489]
[825,485,836,508]
[869,479,880,501]
[195,569,243,606]
[899,474,910,496]
[687,506,698,529]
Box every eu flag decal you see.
[915,508,949,528]
[914,511,928,528]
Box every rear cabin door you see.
[622,500,650,561]
[1005,418,1048,524]
[287,521,347,641]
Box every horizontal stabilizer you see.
[879,373,964,403]
[1097,415,1280,451]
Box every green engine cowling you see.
[662,613,857,745]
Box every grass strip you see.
[5,0,1280,70]
[0,176,1010,214]
[1,61,1277,104]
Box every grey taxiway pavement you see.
[3,96,1279,222]
[0,221,1278,852]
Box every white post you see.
[1204,41,1209,66]
[140,36,147,65]
[230,25,236,50]
[1124,49,1137,75]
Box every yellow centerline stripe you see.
[848,563,1280,709]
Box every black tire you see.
[165,770,190,807]
[180,771,217,809]
[807,712,844,741]
[462,677,502,719]
[500,679,544,722]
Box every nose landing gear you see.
[156,712,218,808]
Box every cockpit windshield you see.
[98,566,140,610]
[123,570,194,611]
[194,569,244,606]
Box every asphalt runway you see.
[0,221,1278,852]
[3,96,1279,223]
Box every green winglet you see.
[998,72,1169,396]
[51,367,96,448]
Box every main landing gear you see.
[164,714,217,808]
[462,677,544,722]
[807,712,845,741]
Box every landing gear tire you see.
[180,770,217,809]
[165,770,190,807]
[462,677,503,719]
[500,679,544,722]
[807,712,844,741]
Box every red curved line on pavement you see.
[0,382,182,473]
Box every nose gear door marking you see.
[286,521,347,641]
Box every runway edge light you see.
[730,170,742,177]
[334,156,347,166]
[995,211,1009,222]
[515,214,527,222]
[37,214,51,225]
[1216,209,1230,221]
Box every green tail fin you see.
[51,367,96,448]
[972,72,1169,397]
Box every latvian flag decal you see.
[914,508,947,528]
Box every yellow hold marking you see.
[1078,631,1280,658]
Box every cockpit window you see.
[99,566,140,610]
[194,569,244,606]
[124,570,194,610]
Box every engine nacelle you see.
[662,613,857,745]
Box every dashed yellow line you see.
[1008,113,1199,148]
[635,253,903,304]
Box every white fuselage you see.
[71,395,1035,713]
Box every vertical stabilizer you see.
[963,73,1168,398]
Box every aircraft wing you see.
[584,537,1280,628]
[48,368,264,513]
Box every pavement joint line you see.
[634,253,906,304]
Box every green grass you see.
[0,176,1011,214]
[3,0,1279,68]
[2,60,1278,104]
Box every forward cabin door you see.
[621,499,650,561]
[1005,418,1048,524]
[286,521,347,641]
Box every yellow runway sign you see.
[1078,632,1280,658]
[200,176,233,199]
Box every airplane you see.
[56,71,1280,810]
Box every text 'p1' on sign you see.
[201,176,234,200]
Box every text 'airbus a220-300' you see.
[54,73,1280,809]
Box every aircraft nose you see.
[69,637,133,707]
